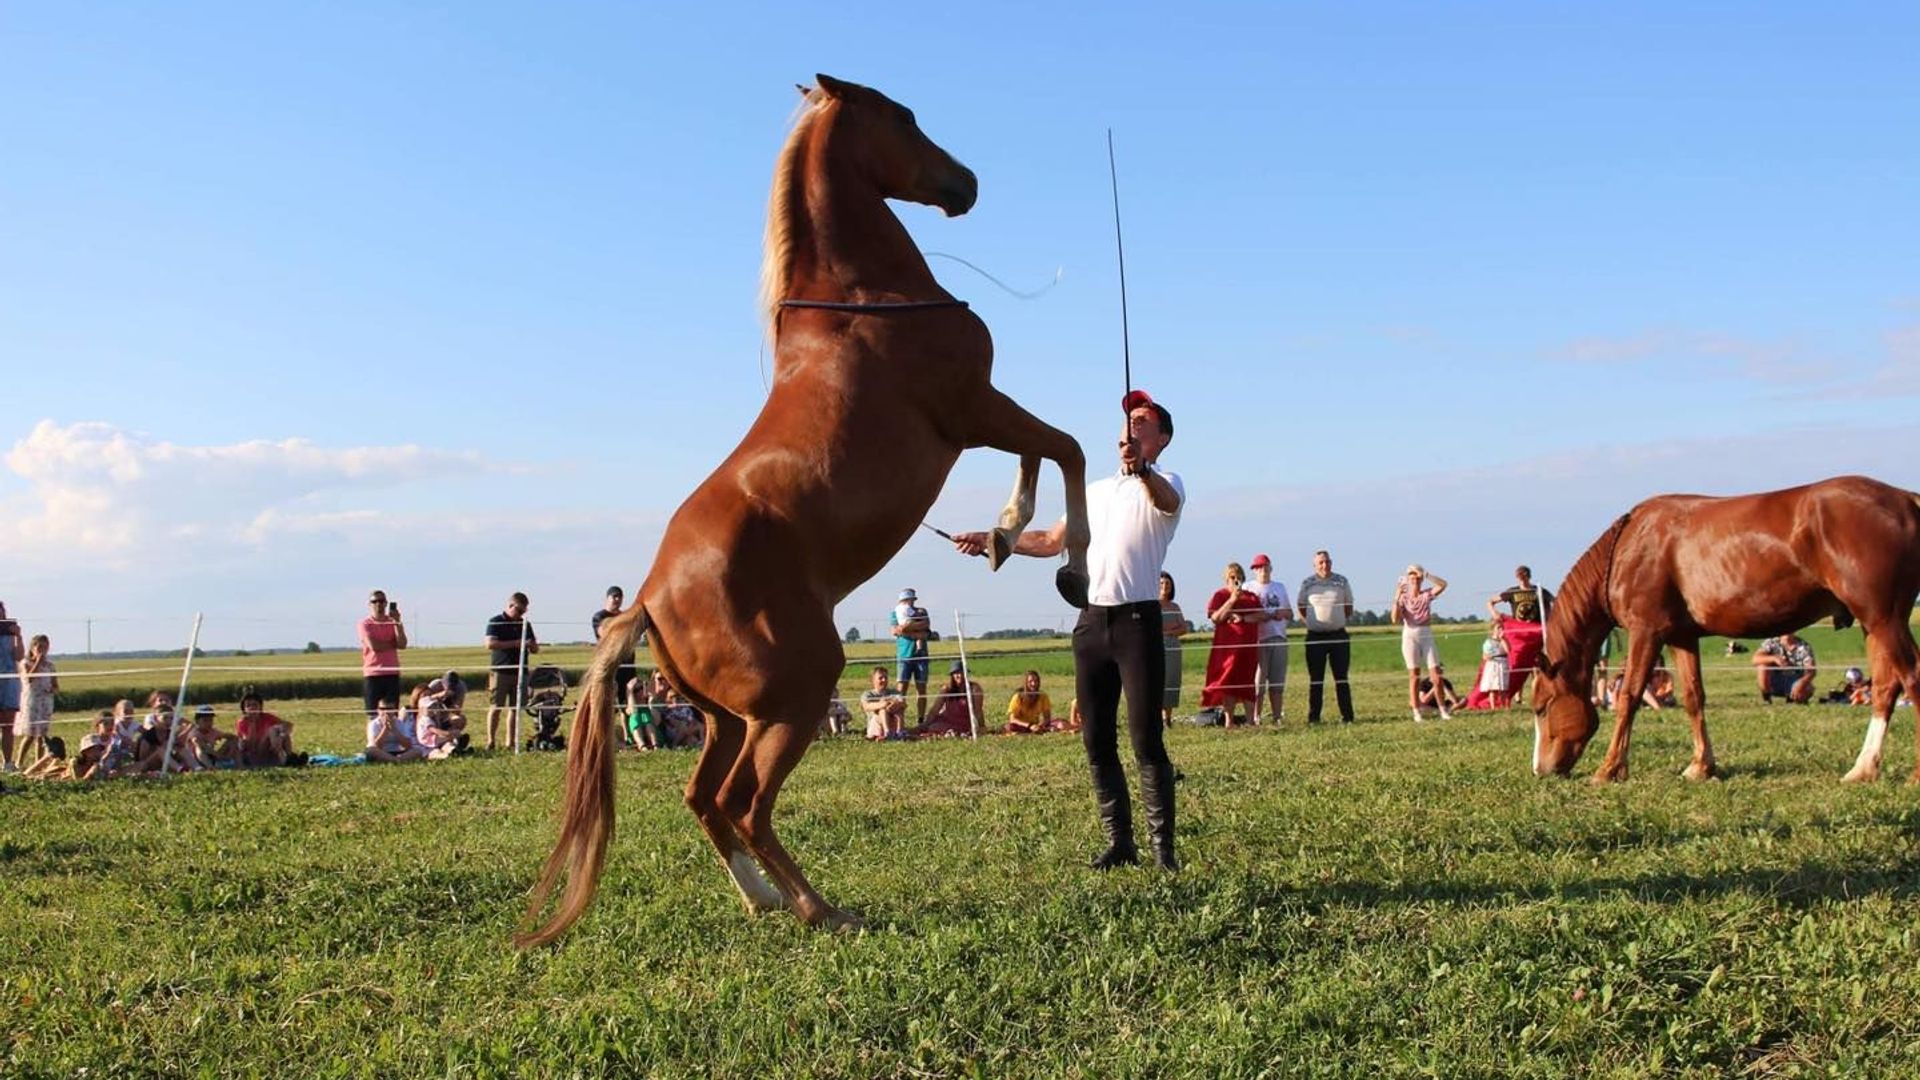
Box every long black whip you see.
[1107,128,1132,399]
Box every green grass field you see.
[7,624,1920,1077]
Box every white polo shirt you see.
[1084,465,1184,606]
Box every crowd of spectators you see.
[0,569,1892,782]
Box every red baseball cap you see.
[1121,389,1156,412]
[1250,553,1271,568]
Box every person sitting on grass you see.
[429,671,469,725]
[235,689,300,767]
[365,698,427,763]
[822,695,852,737]
[181,705,239,771]
[413,686,469,759]
[21,735,73,780]
[859,666,908,741]
[90,709,136,779]
[657,691,704,750]
[1754,631,1817,704]
[1824,667,1873,706]
[1416,674,1466,715]
[1597,669,1678,711]
[629,668,668,745]
[1004,669,1055,734]
[919,662,984,738]
[130,699,190,775]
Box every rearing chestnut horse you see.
[517,76,1091,945]
[1531,475,1920,784]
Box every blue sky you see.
[3,2,1918,652]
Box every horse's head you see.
[807,74,977,217]
[1530,653,1598,777]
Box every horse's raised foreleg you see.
[967,389,1090,608]
[987,454,1042,569]
[719,717,861,931]
[683,708,787,914]
[1843,622,1917,783]
[1592,635,1661,783]
[1669,643,1717,781]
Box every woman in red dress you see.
[1202,562,1264,728]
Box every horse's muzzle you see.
[936,167,978,217]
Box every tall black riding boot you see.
[1140,757,1178,871]
[1089,764,1138,870]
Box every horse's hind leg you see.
[720,717,861,931]
[1592,635,1660,783]
[1670,643,1718,781]
[968,389,1090,608]
[1843,622,1917,783]
[685,709,787,913]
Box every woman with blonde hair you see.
[1392,564,1449,721]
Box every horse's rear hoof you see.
[1055,567,1090,609]
[987,528,1014,571]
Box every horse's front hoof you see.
[1680,761,1718,782]
[1055,567,1089,609]
[987,528,1015,571]
[1589,768,1626,785]
[1841,766,1880,784]
[811,906,865,933]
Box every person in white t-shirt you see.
[1244,554,1292,725]
[952,389,1184,872]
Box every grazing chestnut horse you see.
[1530,475,1920,784]
[517,76,1092,945]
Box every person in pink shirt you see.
[1392,564,1450,722]
[358,589,409,719]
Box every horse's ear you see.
[814,73,852,99]
[1538,655,1559,680]
[795,83,812,100]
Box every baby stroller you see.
[522,664,569,752]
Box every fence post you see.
[513,623,529,754]
[954,611,977,740]
[158,613,204,775]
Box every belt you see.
[1083,600,1160,619]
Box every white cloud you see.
[1545,328,1840,385]
[1813,322,1920,399]
[1,420,496,564]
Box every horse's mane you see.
[1542,512,1633,686]
[757,95,827,338]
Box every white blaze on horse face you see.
[1532,715,1547,776]
[727,850,787,912]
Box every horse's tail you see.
[515,602,651,949]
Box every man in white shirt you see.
[1297,550,1356,724]
[953,390,1184,871]
[1245,554,1292,725]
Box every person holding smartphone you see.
[359,590,409,720]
